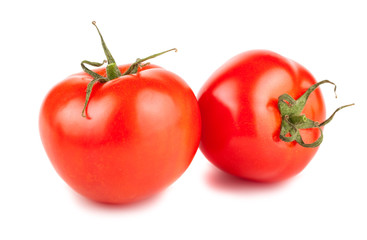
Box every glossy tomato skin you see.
[39,64,201,204]
[198,50,326,182]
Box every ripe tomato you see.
[39,22,201,204]
[198,50,350,182]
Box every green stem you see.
[278,80,354,148]
[92,21,121,80]
[106,63,121,80]
[288,115,307,125]
[79,22,177,118]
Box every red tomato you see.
[40,64,201,204]
[198,50,336,182]
[39,23,201,204]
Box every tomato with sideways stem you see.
[198,50,353,182]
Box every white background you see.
[1,0,366,239]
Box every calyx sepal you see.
[80,21,176,117]
[278,80,354,148]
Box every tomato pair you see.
[39,22,352,204]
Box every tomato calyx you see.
[278,80,354,148]
[80,21,177,117]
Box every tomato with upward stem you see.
[39,22,201,204]
[198,50,353,182]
